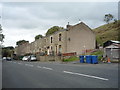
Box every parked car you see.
[6,57,12,61]
[3,57,7,60]
[22,55,37,61]
[29,55,37,61]
[22,56,29,61]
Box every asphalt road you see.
[2,60,118,88]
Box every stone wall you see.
[36,55,64,62]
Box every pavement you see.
[0,60,2,90]
[2,60,119,88]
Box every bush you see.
[19,56,24,60]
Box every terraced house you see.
[15,22,96,57]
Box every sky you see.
[0,0,119,47]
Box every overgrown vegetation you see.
[0,21,4,42]
[63,56,79,62]
[94,20,120,46]
[46,26,64,36]
[16,40,29,45]
[35,34,43,40]
[104,14,114,24]
[2,46,14,57]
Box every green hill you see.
[93,20,120,46]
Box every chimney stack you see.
[66,22,72,29]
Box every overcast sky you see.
[0,1,119,47]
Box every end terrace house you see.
[15,22,96,56]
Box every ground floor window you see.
[58,45,62,55]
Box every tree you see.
[0,33,4,42]
[0,23,4,42]
[2,46,14,57]
[16,40,29,45]
[113,19,117,24]
[35,34,43,40]
[46,26,64,36]
[104,14,114,24]
[3,46,14,50]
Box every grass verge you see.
[63,56,79,62]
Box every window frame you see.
[58,33,62,41]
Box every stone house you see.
[15,22,96,56]
[42,22,96,56]
[65,22,95,55]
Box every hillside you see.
[93,20,120,46]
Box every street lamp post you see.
[83,45,86,55]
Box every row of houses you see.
[14,22,96,57]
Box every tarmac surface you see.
[2,60,119,88]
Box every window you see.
[47,46,49,49]
[45,38,47,42]
[59,34,62,41]
[39,48,41,51]
[50,37,53,43]
[68,37,70,41]
[59,45,62,53]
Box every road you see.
[2,60,118,88]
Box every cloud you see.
[1,2,118,47]
[2,27,47,47]
[1,0,120,2]
[118,1,120,20]
[2,2,118,29]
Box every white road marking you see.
[63,71,109,81]
[42,67,53,70]
[25,64,33,67]
[37,66,42,68]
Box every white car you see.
[30,56,37,61]
[7,57,12,61]
[22,56,29,61]
[3,57,7,60]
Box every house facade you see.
[15,22,96,56]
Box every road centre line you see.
[11,62,108,81]
[63,71,109,81]
[37,66,53,70]
[42,67,53,70]
[25,64,33,67]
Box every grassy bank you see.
[93,20,120,46]
[63,56,79,62]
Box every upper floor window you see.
[45,38,47,42]
[50,37,53,43]
[59,33,62,41]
